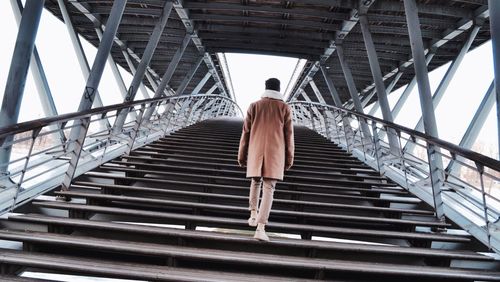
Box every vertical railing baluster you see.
[10,128,41,211]
[476,163,491,250]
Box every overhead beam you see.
[287,0,376,102]
[359,5,489,96]
[183,2,347,20]
[173,0,229,98]
[189,13,340,31]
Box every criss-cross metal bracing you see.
[42,0,491,105]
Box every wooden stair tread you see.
[0,230,498,281]
[71,181,433,215]
[56,190,444,227]
[0,249,301,282]
[30,202,469,243]
[7,214,490,261]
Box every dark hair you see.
[265,78,280,91]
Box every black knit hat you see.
[265,78,280,91]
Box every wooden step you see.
[55,191,444,228]
[8,214,490,263]
[131,149,374,171]
[72,180,422,206]
[71,181,432,215]
[0,249,302,282]
[158,137,347,154]
[0,230,498,281]
[149,141,352,158]
[31,202,470,244]
[85,170,407,196]
[109,159,391,183]
[139,145,365,165]
[121,154,382,176]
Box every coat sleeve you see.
[284,105,295,167]
[238,104,253,163]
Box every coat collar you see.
[261,89,284,101]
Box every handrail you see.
[289,101,500,171]
[289,100,500,254]
[0,94,243,137]
[0,93,241,215]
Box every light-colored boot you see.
[248,210,258,227]
[253,223,269,241]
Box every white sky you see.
[0,1,497,159]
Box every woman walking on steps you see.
[238,78,295,242]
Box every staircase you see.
[0,118,499,281]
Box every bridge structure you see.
[0,0,499,281]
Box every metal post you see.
[359,14,399,153]
[0,0,44,173]
[404,0,444,219]
[366,70,403,115]
[95,27,132,112]
[10,0,57,118]
[126,1,173,102]
[141,33,192,123]
[490,0,500,158]
[121,49,150,99]
[391,52,436,119]
[112,1,173,132]
[411,24,482,134]
[192,72,212,95]
[176,56,204,95]
[60,0,127,196]
[10,0,66,144]
[57,0,106,111]
[336,44,372,139]
[206,84,218,95]
[446,82,495,175]
[154,33,192,98]
[319,65,342,107]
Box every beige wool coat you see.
[238,91,295,180]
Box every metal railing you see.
[0,94,242,214]
[290,101,500,253]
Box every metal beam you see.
[183,2,347,20]
[336,44,372,139]
[287,0,376,102]
[172,0,229,98]
[189,13,339,31]
[121,48,150,99]
[68,1,165,90]
[404,0,444,220]
[0,0,44,173]
[359,5,489,97]
[154,33,192,98]
[319,65,343,107]
[113,2,173,132]
[206,84,218,95]
[58,0,106,111]
[10,0,58,119]
[359,13,399,152]
[390,52,436,119]
[125,1,173,102]
[60,0,127,194]
[490,0,500,158]
[446,82,496,175]
[95,28,128,102]
[176,56,204,95]
[406,24,482,152]
[191,72,212,95]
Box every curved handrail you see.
[0,94,243,138]
[289,101,500,171]
[289,100,500,253]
